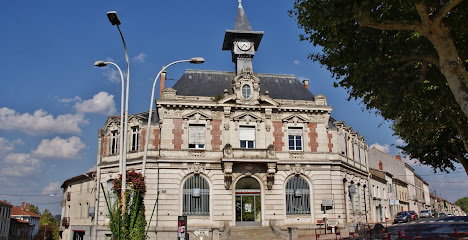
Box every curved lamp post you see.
[142,57,205,176]
[107,11,130,193]
[94,61,125,177]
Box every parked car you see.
[447,213,454,217]
[409,210,419,220]
[439,213,448,217]
[394,211,412,223]
[420,209,433,218]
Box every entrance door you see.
[235,177,261,226]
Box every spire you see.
[234,0,252,31]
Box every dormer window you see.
[242,84,251,99]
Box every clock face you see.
[237,40,252,51]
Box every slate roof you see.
[172,69,315,101]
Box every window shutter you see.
[189,125,205,144]
[239,127,255,140]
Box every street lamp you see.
[107,11,130,194]
[94,61,125,177]
[142,57,205,176]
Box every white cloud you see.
[104,68,122,83]
[294,60,300,64]
[74,91,117,115]
[369,143,390,153]
[133,53,146,63]
[395,138,405,145]
[41,181,62,195]
[1,153,42,176]
[59,96,82,103]
[0,107,88,135]
[0,138,14,155]
[32,136,85,159]
[87,165,97,173]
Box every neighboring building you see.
[422,181,431,210]
[404,164,418,212]
[394,179,409,212]
[60,171,96,240]
[0,200,12,240]
[414,174,425,212]
[94,3,370,239]
[10,203,39,238]
[369,169,392,223]
[8,218,32,240]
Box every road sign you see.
[194,229,209,237]
[322,199,334,206]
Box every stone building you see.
[0,200,12,240]
[94,2,370,239]
[60,171,96,240]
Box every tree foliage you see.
[455,197,468,213]
[289,0,468,174]
[28,204,40,215]
[33,209,59,240]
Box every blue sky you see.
[0,1,466,215]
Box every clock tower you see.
[222,0,264,76]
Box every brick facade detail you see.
[153,129,160,150]
[102,137,108,156]
[272,122,284,151]
[141,129,146,150]
[172,119,184,150]
[328,133,333,153]
[308,123,318,152]
[211,120,222,150]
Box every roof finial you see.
[238,0,242,8]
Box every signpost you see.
[193,229,210,240]
[321,199,334,234]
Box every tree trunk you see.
[420,23,468,119]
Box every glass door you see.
[236,194,261,225]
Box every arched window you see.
[285,176,311,215]
[182,175,209,216]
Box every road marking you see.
[410,222,416,224]
[448,220,454,222]
[438,220,444,222]
[429,221,434,223]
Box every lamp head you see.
[94,61,108,67]
[189,57,205,64]
[107,11,121,25]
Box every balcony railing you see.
[61,217,70,228]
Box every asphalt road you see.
[385,216,468,239]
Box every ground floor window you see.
[285,176,311,214]
[182,175,209,216]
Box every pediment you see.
[128,115,143,126]
[232,112,263,123]
[162,87,177,93]
[282,114,310,124]
[259,95,279,106]
[218,94,237,104]
[182,110,212,121]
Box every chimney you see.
[26,203,30,210]
[159,67,167,99]
[302,79,309,90]
[21,202,25,209]
[396,155,401,161]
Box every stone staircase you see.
[227,226,285,240]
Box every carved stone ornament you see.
[188,162,205,175]
[267,144,276,158]
[223,144,234,158]
[224,123,230,131]
[223,162,233,190]
[265,124,271,132]
[267,163,276,190]
[292,163,304,175]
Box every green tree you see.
[289,0,468,174]
[33,209,59,240]
[455,197,468,213]
[28,204,40,215]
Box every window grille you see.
[285,176,310,215]
[288,128,303,151]
[182,175,209,216]
[131,126,140,151]
[239,126,255,149]
[189,125,205,149]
